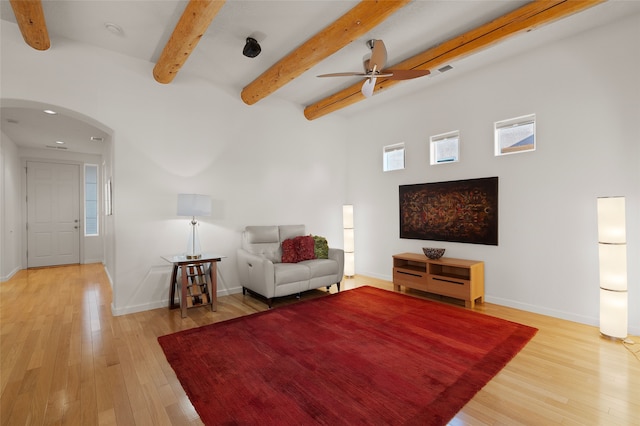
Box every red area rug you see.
[158,286,537,425]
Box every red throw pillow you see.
[281,238,298,263]
[295,235,316,261]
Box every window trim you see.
[430,130,460,165]
[494,113,536,156]
[383,142,406,172]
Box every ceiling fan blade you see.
[363,58,370,74]
[383,69,431,80]
[317,72,368,78]
[361,77,376,98]
[368,39,387,71]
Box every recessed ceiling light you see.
[55,140,65,144]
[104,22,123,36]
[43,109,57,115]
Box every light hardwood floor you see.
[1,263,638,425]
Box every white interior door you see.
[27,161,81,267]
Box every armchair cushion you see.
[281,238,298,263]
[296,236,316,261]
[301,258,338,278]
[244,226,282,263]
[281,235,316,263]
[274,263,310,285]
[279,225,305,241]
[312,235,329,259]
[246,226,279,243]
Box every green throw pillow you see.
[313,235,329,259]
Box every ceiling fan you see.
[318,39,430,98]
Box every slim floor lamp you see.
[343,205,354,278]
[597,196,627,340]
[177,194,212,259]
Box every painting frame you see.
[399,177,498,245]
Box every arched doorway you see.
[0,99,114,277]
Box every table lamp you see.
[177,194,211,259]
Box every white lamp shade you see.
[177,194,211,217]
[597,197,626,244]
[344,252,355,276]
[343,205,354,228]
[598,243,628,291]
[597,196,627,339]
[343,229,355,253]
[343,204,355,277]
[600,288,627,339]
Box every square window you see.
[430,131,459,165]
[383,143,405,172]
[495,114,536,156]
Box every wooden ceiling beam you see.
[304,0,606,121]
[9,0,50,51]
[153,0,226,84]
[241,0,412,106]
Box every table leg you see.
[169,265,178,309]
[209,261,217,312]
[181,264,188,318]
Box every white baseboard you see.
[103,264,114,290]
[111,286,244,317]
[485,295,598,326]
[359,270,640,336]
[0,266,22,282]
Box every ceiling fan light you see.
[361,77,376,98]
[243,37,261,58]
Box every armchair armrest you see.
[236,248,276,298]
[328,248,345,280]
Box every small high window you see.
[430,131,460,165]
[495,114,536,156]
[85,164,99,236]
[383,143,405,172]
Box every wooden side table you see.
[162,254,224,318]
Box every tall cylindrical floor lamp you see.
[343,205,354,278]
[597,196,627,340]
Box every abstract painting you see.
[399,177,498,245]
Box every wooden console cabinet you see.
[392,252,485,308]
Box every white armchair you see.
[236,225,344,307]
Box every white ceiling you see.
[2,0,639,154]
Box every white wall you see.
[345,15,640,334]
[1,22,349,314]
[2,13,637,335]
[0,132,22,281]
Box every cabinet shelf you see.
[392,253,484,308]
[178,264,212,309]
